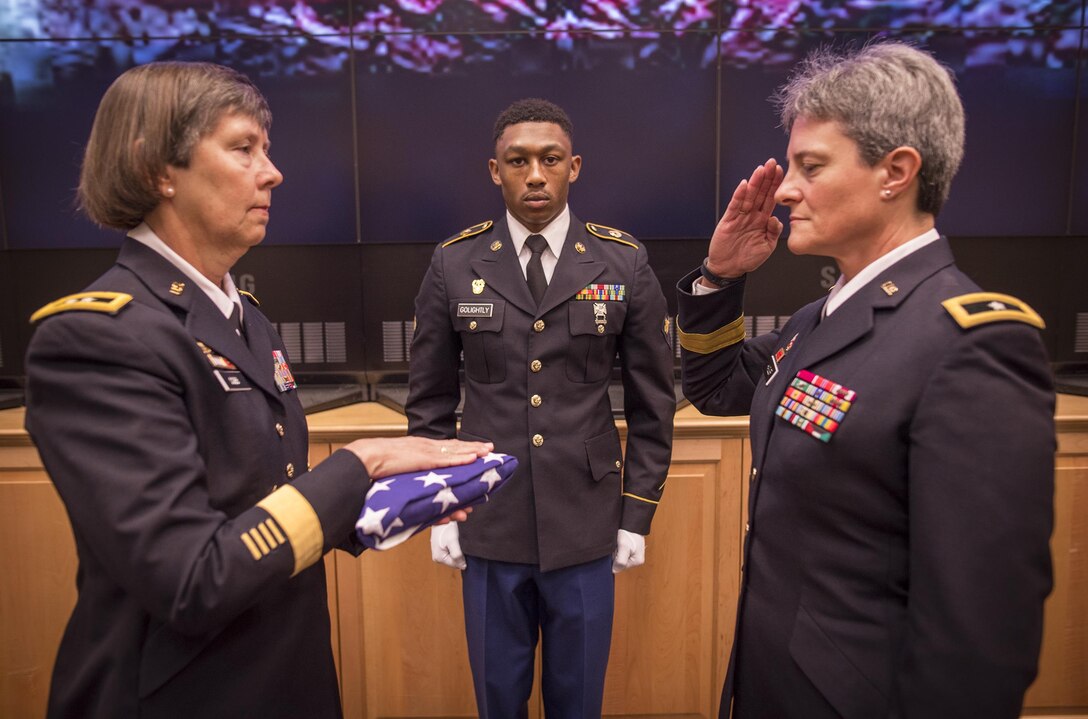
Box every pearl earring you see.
[881,189,892,198]
[164,187,175,197]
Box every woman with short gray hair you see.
[677,41,1054,719]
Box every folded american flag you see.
[355,452,518,550]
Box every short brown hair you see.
[78,62,272,230]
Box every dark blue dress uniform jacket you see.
[676,238,1055,719]
[25,239,370,719]
[407,215,675,571]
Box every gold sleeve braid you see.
[622,492,659,505]
[677,314,746,354]
[256,485,324,576]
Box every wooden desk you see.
[2,397,1086,718]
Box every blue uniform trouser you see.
[461,555,614,719]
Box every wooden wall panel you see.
[1024,435,1088,711]
[356,532,481,717]
[0,453,76,719]
[603,451,721,717]
[3,401,1087,719]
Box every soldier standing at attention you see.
[407,98,676,718]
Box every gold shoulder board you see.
[30,292,134,324]
[442,220,494,248]
[239,290,261,307]
[941,292,1045,330]
[585,222,638,249]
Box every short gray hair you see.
[79,62,272,230]
[774,42,965,216]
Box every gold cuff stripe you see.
[623,492,660,506]
[257,522,278,549]
[30,292,133,323]
[942,292,1045,330]
[257,485,324,577]
[265,518,286,545]
[240,533,262,561]
[249,528,270,555]
[677,315,746,354]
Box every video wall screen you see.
[0,37,357,248]
[356,31,719,244]
[1,1,1086,376]
[1,0,1084,250]
[1076,40,1088,236]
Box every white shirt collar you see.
[507,205,571,259]
[128,222,242,320]
[824,228,941,317]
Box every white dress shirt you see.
[822,228,940,316]
[128,222,245,324]
[505,206,572,284]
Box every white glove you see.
[612,529,646,574]
[430,523,467,570]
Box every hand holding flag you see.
[356,453,518,551]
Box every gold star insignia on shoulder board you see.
[442,220,494,248]
[30,291,134,323]
[941,292,1045,330]
[585,222,638,248]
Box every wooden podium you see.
[2,398,1086,718]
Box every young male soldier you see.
[406,98,676,718]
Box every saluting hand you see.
[705,158,784,281]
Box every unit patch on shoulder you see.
[30,292,134,324]
[442,220,494,247]
[941,292,1045,330]
[585,222,638,249]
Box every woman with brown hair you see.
[25,61,490,718]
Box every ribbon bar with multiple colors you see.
[575,283,625,301]
[775,369,857,443]
[355,453,518,550]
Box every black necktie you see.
[525,234,548,306]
